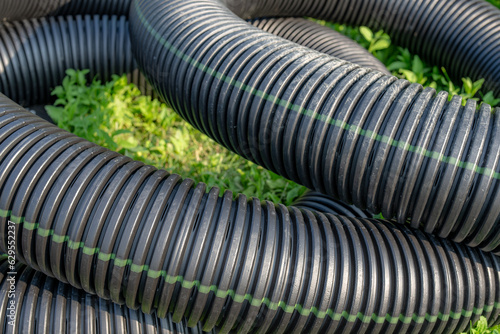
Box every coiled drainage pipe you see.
[0,102,500,333]
[130,0,500,251]
[0,255,211,333]
[0,15,384,107]
[0,15,152,107]
[249,18,390,75]
[0,0,131,22]
[0,0,499,333]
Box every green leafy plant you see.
[481,91,500,107]
[462,316,500,334]
[359,26,391,54]
[461,77,485,103]
[321,23,500,107]
[47,69,307,205]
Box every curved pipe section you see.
[0,15,386,107]
[292,191,374,218]
[0,255,210,333]
[0,0,131,22]
[0,15,152,106]
[130,0,500,252]
[221,0,500,95]
[250,18,390,74]
[0,99,500,332]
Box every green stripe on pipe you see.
[133,0,500,182]
[0,210,498,324]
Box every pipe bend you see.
[129,0,500,250]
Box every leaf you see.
[117,136,139,150]
[285,185,307,206]
[462,78,473,94]
[370,38,391,52]
[465,316,489,334]
[112,129,133,136]
[481,91,500,107]
[387,61,408,71]
[411,55,425,75]
[441,67,453,82]
[54,98,66,106]
[399,69,418,83]
[97,129,117,150]
[51,86,65,98]
[65,68,76,77]
[77,70,88,86]
[471,78,485,96]
[359,26,373,42]
[62,76,70,91]
[45,105,64,123]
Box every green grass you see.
[46,69,307,206]
[47,4,500,331]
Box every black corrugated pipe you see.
[250,18,390,75]
[129,0,500,252]
[0,255,211,333]
[0,0,131,22]
[221,0,500,95]
[0,15,153,107]
[292,191,374,219]
[0,15,385,107]
[1,99,500,333]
